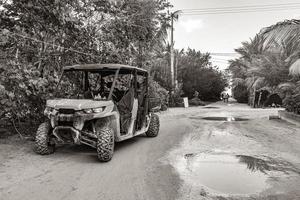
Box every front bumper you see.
[45,106,114,130]
[52,126,97,148]
[48,111,94,131]
[53,126,80,144]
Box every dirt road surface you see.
[1,101,300,200]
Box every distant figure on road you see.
[224,93,229,103]
[193,91,199,98]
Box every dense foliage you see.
[180,50,228,101]
[228,19,300,112]
[151,48,228,101]
[232,84,248,103]
[0,0,172,121]
[148,77,169,110]
[0,0,229,128]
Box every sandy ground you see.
[0,100,300,200]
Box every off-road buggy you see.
[35,64,160,162]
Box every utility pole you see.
[170,14,175,91]
[170,10,180,92]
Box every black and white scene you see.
[0,0,300,199]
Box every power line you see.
[181,2,300,12]
[1,29,102,59]
[182,7,300,15]
[179,3,300,15]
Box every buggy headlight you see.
[83,107,105,114]
[92,107,105,113]
[83,108,93,114]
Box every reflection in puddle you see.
[176,153,300,196]
[237,155,271,173]
[177,154,269,195]
[184,153,196,159]
[237,155,300,175]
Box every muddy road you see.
[1,101,300,200]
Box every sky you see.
[168,0,300,70]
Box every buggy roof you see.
[63,63,148,75]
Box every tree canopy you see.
[151,48,228,101]
[0,0,172,120]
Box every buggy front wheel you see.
[146,113,160,137]
[35,121,55,155]
[96,127,115,162]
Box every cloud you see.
[293,14,300,19]
[179,18,203,33]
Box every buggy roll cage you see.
[55,64,148,101]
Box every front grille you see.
[59,109,75,114]
[55,110,75,127]
[58,121,73,127]
[57,114,74,122]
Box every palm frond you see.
[252,77,266,90]
[278,82,296,92]
[289,59,300,76]
[260,19,300,50]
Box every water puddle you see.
[201,117,249,121]
[176,153,272,195]
[174,153,300,196]
[202,106,219,109]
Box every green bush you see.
[283,95,300,114]
[189,97,206,106]
[148,77,169,110]
[0,63,59,122]
[168,86,184,107]
[182,67,228,101]
[278,82,300,114]
[232,84,249,103]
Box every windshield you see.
[55,70,134,101]
[55,71,84,99]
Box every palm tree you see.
[278,81,300,113]
[229,19,300,108]
[234,34,265,61]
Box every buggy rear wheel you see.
[146,113,160,137]
[96,127,114,162]
[35,121,55,155]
